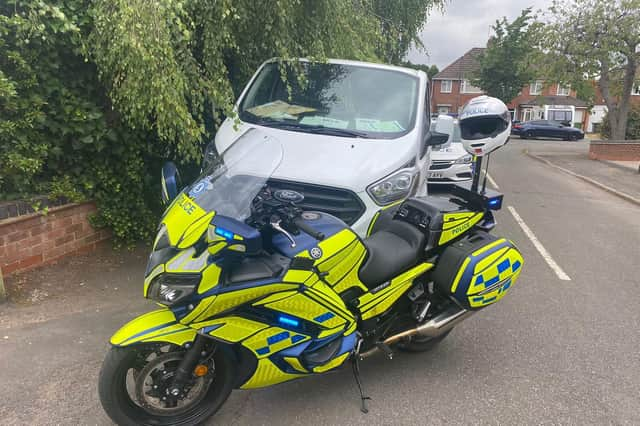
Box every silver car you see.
[428,122,473,185]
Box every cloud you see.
[407,0,553,69]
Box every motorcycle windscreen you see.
[160,129,284,247]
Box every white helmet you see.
[459,96,511,157]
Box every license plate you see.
[428,172,443,178]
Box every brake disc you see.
[134,352,212,416]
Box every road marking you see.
[486,173,499,189]
[507,205,571,281]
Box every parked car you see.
[212,58,449,237]
[511,120,584,141]
[428,121,473,185]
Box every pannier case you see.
[432,231,523,310]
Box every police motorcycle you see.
[99,96,523,425]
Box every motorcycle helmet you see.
[459,96,511,156]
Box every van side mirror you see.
[424,131,450,146]
[422,114,454,156]
[161,162,182,204]
[434,114,455,138]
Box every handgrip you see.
[294,217,325,241]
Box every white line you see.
[486,173,499,189]
[507,205,571,281]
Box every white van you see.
[214,58,449,236]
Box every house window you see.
[548,109,573,123]
[461,80,482,94]
[437,105,450,114]
[632,83,640,95]
[557,84,570,96]
[440,80,452,93]
[530,80,543,95]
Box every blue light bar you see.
[214,227,234,240]
[277,315,299,327]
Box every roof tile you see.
[433,48,485,80]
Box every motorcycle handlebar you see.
[294,217,325,241]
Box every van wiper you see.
[294,125,369,138]
[241,111,369,138]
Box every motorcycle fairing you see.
[357,262,434,320]
[110,309,196,347]
[439,212,484,245]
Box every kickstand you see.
[351,356,371,414]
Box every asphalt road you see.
[1,139,639,425]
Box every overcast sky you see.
[407,0,554,69]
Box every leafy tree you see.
[402,61,439,79]
[601,103,640,140]
[371,0,445,64]
[474,8,538,103]
[537,0,640,140]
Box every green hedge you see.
[1,0,442,244]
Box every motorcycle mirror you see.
[161,161,182,204]
[202,141,218,172]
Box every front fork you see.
[169,335,209,396]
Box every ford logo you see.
[273,189,305,203]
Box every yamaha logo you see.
[309,247,323,259]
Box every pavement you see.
[1,138,640,425]
[603,160,640,174]
[523,139,640,201]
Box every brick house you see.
[430,48,590,129]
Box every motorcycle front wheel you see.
[98,342,234,426]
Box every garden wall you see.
[589,140,640,161]
[0,202,110,276]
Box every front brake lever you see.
[270,218,296,248]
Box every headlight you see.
[454,154,473,164]
[367,169,416,205]
[148,273,200,306]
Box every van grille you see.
[267,179,365,225]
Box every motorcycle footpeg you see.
[375,342,394,360]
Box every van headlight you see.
[367,169,416,205]
[454,154,473,164]
[147,273,200,306]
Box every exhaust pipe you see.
[359,305,473,359]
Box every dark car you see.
[511,120,584,141]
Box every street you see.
[1,138,639,425]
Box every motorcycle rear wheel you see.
[98,343,233,426]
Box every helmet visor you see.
[460,116,509,141]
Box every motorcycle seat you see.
[358,218,425,288]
